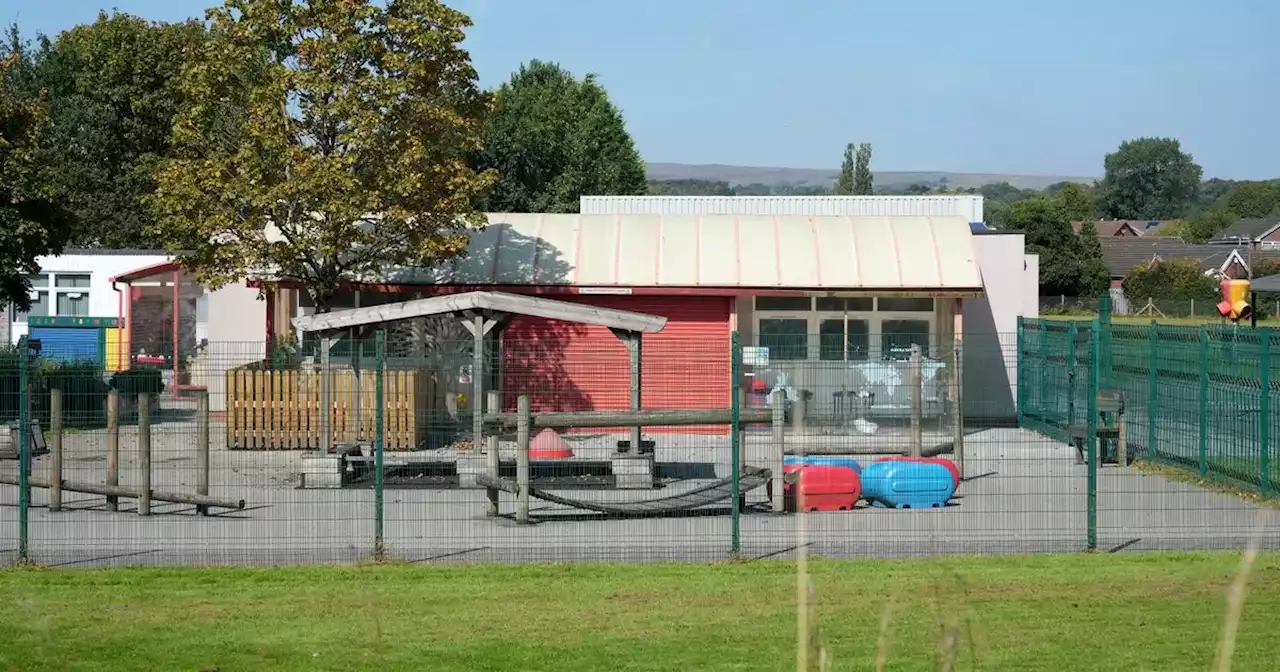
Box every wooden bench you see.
[1067,390,1127,466]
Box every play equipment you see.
[768,464,861,512]
[873,455,959,486]
[783,455,862,473]
[860,459,955,509]
[1217,278,1252,322]
[528,428,574,459]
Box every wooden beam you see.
[482,407,771,429]
[908,344,923,458]
[610,329,643,455]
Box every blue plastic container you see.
[860,460,955,509]
[783,455,862,474]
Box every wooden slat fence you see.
[226,368,434,450]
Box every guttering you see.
[110,277,126,372]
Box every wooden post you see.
[106,389,119,512]
[790,392,807,434]
[626,333,642,455]
[137,393,151,516]
[196,388,210,516]
[49,388,63,512]
[909,344,923,458]
[471,314,485,447]
[770,390,785,513]
[515,394,531,525]
[319,336,332,453]
[485,390,500,517]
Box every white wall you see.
[8,251,169,344]
[190,284,268,412]
[962,233,1039,420]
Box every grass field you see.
[2,553,1278,671]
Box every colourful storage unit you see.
[26,316,121,367]
[874,456,960,487]
[784,455,863,474]
[860,459,956,509]
[768,464,862,512]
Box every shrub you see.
[110,366,166,398]
[0,351,110,427]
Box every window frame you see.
[754,296,938,362]
[11,271,93,323]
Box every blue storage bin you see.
[860,460,954,509]
[783,455,862,474]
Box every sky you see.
[6,0,1278,179]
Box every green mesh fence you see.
[1019,315,1277,496]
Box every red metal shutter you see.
[501,296,731,434]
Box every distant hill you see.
[644,162,1096,192]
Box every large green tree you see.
[1097,137,1202,220]
[0,49,74,310]
[835,142,855,195]
[1224,181,1279,218]
[1052,182,1096,222]
[475,60,645,213]
[146,0,495,311]
[8,13,211,248]
[1005,197,1106,296]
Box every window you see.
[755,296,811,311]
[877,297,934,312]
[12,272,92,322]
[819,318,869,361]
[815,297,874,311]
[758,318,809,360]
[881,319,931,360]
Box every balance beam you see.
[0,475,245,511]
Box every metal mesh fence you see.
[2,324,1278,568]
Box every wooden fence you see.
[226,368,435,450]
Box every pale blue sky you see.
[7,0,1278,179]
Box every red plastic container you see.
[768,464,861,512]
[874,456,960,487]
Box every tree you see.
[1121,258,1218,304]
[853,142,873,195]
[1224,181,1279,219]
[474,60,644,213]
[0,48,74,310]
[834,143,855,195]
[7,13,212,248]
[1075,220,1110,296]
[1053,182,1096,223]
[1097,137,1202,220]
[1180,209,1237,244]
[1004,197,1105,296]
[146,0,496,311]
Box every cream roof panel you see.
[366,213,983,291]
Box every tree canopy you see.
[474,59,645,213]
[0,46,75,310]
[145,0,495,310]
[1004,197,1106,297]
[6,13,211,248]
[1097,137,1202,220]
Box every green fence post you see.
[1198,326,1209,478]
[1038,321,1048,422]
[374,330,386,561]
[1260,328,1271,498]
[1066,321,1078,429]
[16,336,31,564]
[1098,294,1113,390]
[1016,319,1026,426]
[729,331,742,556]
[1087,320,1099,552]
[1147,322,1158,461]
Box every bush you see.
[110,366,166,398]
[0,350,110,427]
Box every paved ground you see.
[1,420,1277,568]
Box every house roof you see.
[1208,218,1280,244]
[291,290,668,334]
[262,213,986,294]
[1072,220,1155,236]
[1098,236,1239,278]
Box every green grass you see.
[2,553,1279,671]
